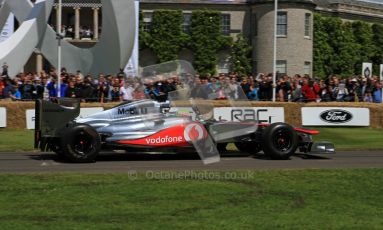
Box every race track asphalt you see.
[0,151,382,173]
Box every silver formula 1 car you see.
[34,60,334,163]
[34,98,335,163]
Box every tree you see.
[230,34,252,76]
[314,15,362,78]
[352,21,375,75]
[190,10,232,76]
[336,22,358,77]
[372,23,383,76]
[148,10,188,63]
[313,14,334,78]
[139,11,150,50]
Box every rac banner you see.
[214,107,285,124]
[302,107,370,126]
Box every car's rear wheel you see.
[262,123,298,160]
[234,142,261,154]
[61,124,101,163]
[49,138,65,158]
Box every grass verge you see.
[312,127,383,151]
[1,127,383,152]
[0,129,34,152]
[0,170,382,229]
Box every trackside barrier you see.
[0,101,382,129]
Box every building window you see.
[143,12,152,32]
[183,13,192,34]
[304,61,311,75]
[221,14,231,35]
[276,60,287,74]
[304,13,311,37]
[277,12,287,36]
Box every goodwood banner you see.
[301,107,370,126]
[362,62,372,79]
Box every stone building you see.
[20,0,383,77]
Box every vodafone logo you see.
[145,136,183,145]
[184,123,206,142]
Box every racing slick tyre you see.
[61,124,101,163]
[48,138,65,159]
[234,142,261,155]
[262,122,298,160]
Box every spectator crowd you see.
[55,24,98,40]
[0,65,382,103]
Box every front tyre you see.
[61,124,101,163]
[262,123,298,160]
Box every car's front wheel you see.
[262,123,298,160]
[61,124,101,163]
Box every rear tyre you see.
[49,138,65,159]
[61,124,101,163]
[234,142,261,154]
[262,123,298,160]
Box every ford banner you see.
[301,107,370,126]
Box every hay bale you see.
[1,100,382,129]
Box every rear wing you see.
[34,99,81,149]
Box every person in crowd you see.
[80,79,96,102]
[65,79,80,98]
[372,81,382,103]
[364,89,373,102]
[159,77,177,101]
[247,81,259,101]
[333,82,349,102]
[34,77,45,99]
[2,79,14,99]
[110,84,122,102]
[120,81,134,102]
[145,83,159,100]
[133,84,146,100]
[209,77,221,93]
[190,77,208,99]
[240,77,251,97]
[301,76,320,102]
[320,84,334,102]
[258,74,273,101]
[0,76,4,99]
[291,80,303,102]
[19,78,35,100]
[97,74,109,103]
[10,82,22,100]
[276,75,291,102]
[2,62,8,76]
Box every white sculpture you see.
[0,0,136,77]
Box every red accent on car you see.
[294,127,320,135]
[256,123,319,135]
[115,124,195,147]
